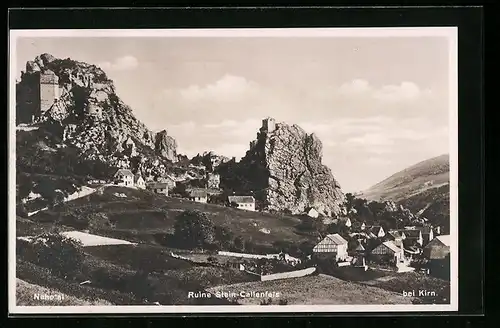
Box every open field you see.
[361,271,450,303]
[60,231,136,246]
[163,266,260,288]
[84,244,194,273]
[207,274,414,305]
[28,186,313,249]
[16,278,112,306]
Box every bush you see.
[207,256,218,265]
[173,210,216,249]
[17,233,85,279]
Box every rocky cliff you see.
[217,120,346,216]
[16,54,178,181]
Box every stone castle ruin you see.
[16,69,60,123]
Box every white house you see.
[312,233,348,261]
[305,207,319,218]
[371,241,405,263]
[332,217,352,228]
[228,195,256,211]
[189,189,208,203]
[146,182,168,195]
[366,226,385,238]
[134,174,146,189]
[423,235,450,260]
[114,168,134,187]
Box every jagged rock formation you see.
[190,151,231,172]
[217,118,346,216]
[155,130,178,162]
[15,53,179,180]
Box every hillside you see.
[360,154,449,202]
[26,185,316,252]
[359,154,450,232]
[15,54,204,212]
[206,274,414,305]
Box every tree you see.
[298,240,315,258]
[17,173,33,201]
[214,226,233,249]
[171,183,189,198]
[16,233,85,279]
[173,210,216,249]
[233,236,244,251]
[345,193,355,212]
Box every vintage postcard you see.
[9,27,458,314]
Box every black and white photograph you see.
[9,27,458,313]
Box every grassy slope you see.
[360,154,449,202]
[28,185,312,248]
[207,274,413,305]
[16,278,112,306]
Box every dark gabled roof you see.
[403,229,422,238]
[228,195,255,203]
[378,241,401,253]
[134,174,144,182]
[387,230,403,239]
[189,190,208,198]
[367,226,383,234]
[411,226,433,235]
[355,243,365,251]
[114,168,134,177]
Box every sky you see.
[15,33,452,192]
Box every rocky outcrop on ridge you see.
[16,54,179,180]
[217,119,346,216]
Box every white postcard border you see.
[8,27,459,314]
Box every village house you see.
[423,235,450,260]
[371,240,406,264]
[312,233,349,261]
[409,226,434,245]
[305,207,319,218]
[423,235,450,279]
[113,168,134,187]
[352,221,366,231]
[189,189,208,203]
[366,226,385,238]
[331,217,352,228]
[134,174,146,189]
[146,182,168,195]
[402,229,424,247]
[354,243,366,253]
[386,230,406,247]
[158,176,177,189]
[228,195,256,211]
[206,173,220,189]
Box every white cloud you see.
[373,81,421,102]
[337,79,430,103]
[346,133,395,147]
[338,79,372,95]
[179,74,259,102]
[98,55,138,71]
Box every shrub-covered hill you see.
[28,186,316,253]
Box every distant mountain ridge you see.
[360,154,449,203]
[359,154,450,233]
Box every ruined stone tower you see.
[261,117,276,133]
[39,69,59,114]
